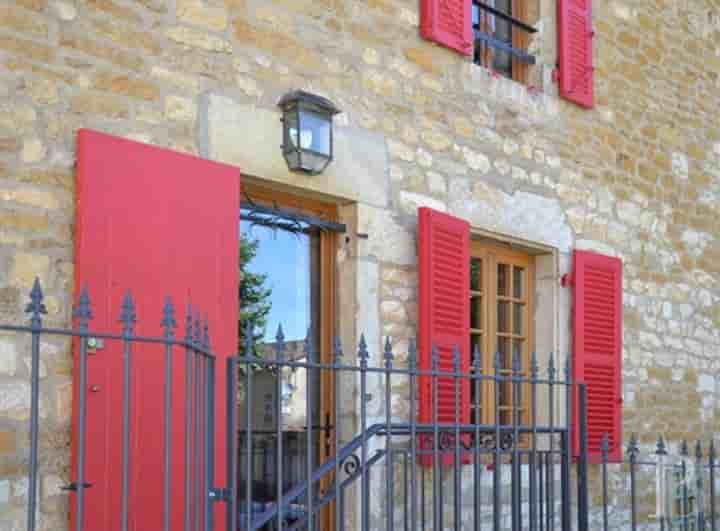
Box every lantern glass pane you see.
[284,107,300,151]
[301,151,329,174]
[299,109,331,157]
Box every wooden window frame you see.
[470,239,534,427]
[241,181,338,529]
[474,0,532,85]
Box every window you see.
[469,240,534,426]
[472,0,535,83]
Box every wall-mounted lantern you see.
[279,91,340,175]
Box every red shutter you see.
[73,130,239,530]
[571,250,622,463]
[417,207,471,466]
[557,0,594,108]
[420,0,474,56]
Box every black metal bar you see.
[539,452,545,531]
[547,356,556,531]
[473,0,538,33]
[576,384,589,531]
[710,441,716,531]
[240,200,347,234]
[305,331,314,531]
[601,434,609,531]
[511,350,521,531]
[629,435,639,531]
[120,291,136,531]
[73,287,91,531]
[334,337,343,531]
[453,346,462,531]
[185,307,194,531]
[162,298,176,531]
[473,30,537,65]
[493,352,501,531]
[529,353,538,531]
[409,340,418,531]
[682,441,690,531]
[276,325,286,531]
[241,322,253,531]
[386,338,395,531]
[359,335,370,531]
[473,345,482,531]
[226,357,238,531]
[697,442,706,531]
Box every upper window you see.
[469,240,534,427]
[472,0,536,83]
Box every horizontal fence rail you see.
[233,324,590,531]
[3,278,218,531]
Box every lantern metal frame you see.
[278,90,341,175]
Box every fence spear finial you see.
[74,285,93,331]
[275,324,286,361]
[656,435,667,456]
[407,338,417,369]
[681,440,689,457]
[333,335,343,363]
[627,433,639,460]
[601,433,609,460]
[696,440,703,460]
[161,296,176,340]
[472,343,482,370]
[358,333,368,365]
[384,336,394,368]
[243,320,254,356]
[119,290,137,336]
[26,277,47,327]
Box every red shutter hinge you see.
[561,272,574,287]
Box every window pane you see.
[470,258,482,291]
[513,266,524,298]
[513,303,523,335]
[471,297,483,330]
[512,339,524,370]
[497,263,509,296]
[498,337,511,370]
[497,300,509,333]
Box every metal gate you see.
[229,325,592,531]
[7,280,594,531]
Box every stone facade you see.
[0,0,719,529]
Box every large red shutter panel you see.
[420,0,474,56]
[417,207,471,466]
[571,250,622,463]
[558,0,594,108]
[73,130,239,530]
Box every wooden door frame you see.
[241,181,338,530]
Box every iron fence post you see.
[359,334,370,531]
[120,291,136,531]
[385,337,395,531]
[226,356,238,531]
[73,286,92,531]
[161,298,176,531]
[710,440,716,531]
[493,351,501,531]
[628,434,639,531]
[656,436,667,531]
[453,345,462,531]
[697,441,706,531]
[576,383,588,531]
[408,340,418,531]
[682,440,690,531]
[601,434,609,531]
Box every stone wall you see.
[0,0,719,528]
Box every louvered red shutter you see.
[571,250,622,463]
[417,207,471,466]
[420,0,474,56]
[558,0,594,108]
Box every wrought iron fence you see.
[2,279,218,531]
[598,434,720,531]
[232,324,592,531]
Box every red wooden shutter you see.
[73,129,239,530]
[420,0,474,56]
[571,250,622,463]
[557,0,594,108]
[417,207,471,466]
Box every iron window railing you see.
[473,0,537,72]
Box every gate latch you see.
[208,487,232,503]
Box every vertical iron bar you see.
[305,331,314,531]
[561,358,571,531]
[710,441,716,531]
[421,461,426,531]
[576,384,588,531]
[185,306,194,531]
[547,356,555,531]
[242,321,254,531]
[385,337,395,531]
[227,356,238,531]
[26,280,46,531]
[657,436,667,531]
[409,340,418,531]
[682,441,690,531]
[276,325,286,531]
[404,451,409,531]
[473,345,482,531]
[432,345,441,531]
[539,453,544,531]
[493,351,501,531]
[334,337,343,531]
[162,298,176,531]
[205,355,215,531]
[697,442,706,531]
[529,353,538,531]
[120,291,136,531]
[453,346,461,531]
[511,350,521,531]
[629,434,639,531]
[73,286,91,531]
[359,334,369,531]
[194,314,202,531]
[601,434,609,531]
